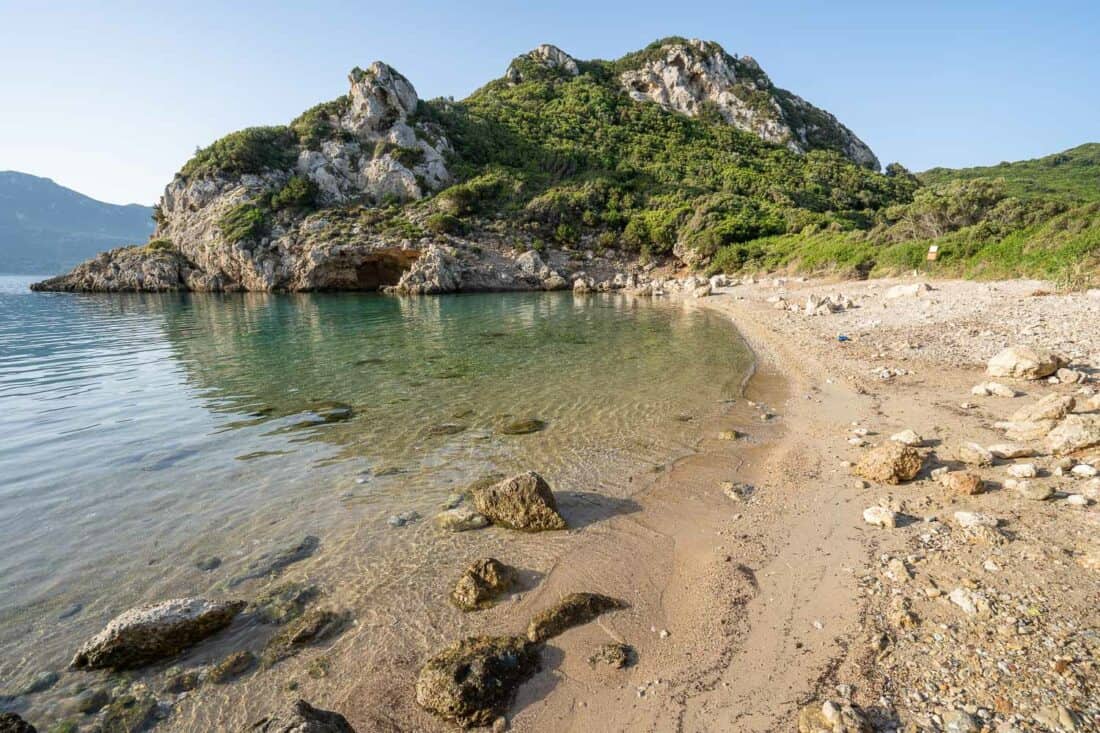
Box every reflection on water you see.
[0,275,750,728]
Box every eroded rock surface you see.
[854,442,923,484]
[526,593,626,643]
[471,471,567,531]
[450,558,517,611]
[249,699,357,733]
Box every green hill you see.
[919,143,1100,203]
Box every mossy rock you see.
[247,582,321,625]
[499,418,547,435]
[207,650,256,684]
[98,688,158,733]
[261,608,349,667]
[450,558,516,611]
[526,593,627,643]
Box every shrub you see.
[270,175,319,211]
[219,203,268,244]
[425,213,466,235]
[181,127,298,179]
[290,97,351,149]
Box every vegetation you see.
[920,144,1100,204]
[218,203,268,244]
[181,127,298,180]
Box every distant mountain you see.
[919,143,1100,203]
[0,171,154,274]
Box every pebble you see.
[387,511,421,527]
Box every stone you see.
[195,556,221,572]
[247,582,321,625]
[415,635,540,728]
[1046,414,1100,455]
[890,429,923,446]
[587,642,634,669]
[250,699,356,733]
[854,442,923,484]
[162,669,203,693]
[1065,493,1089,506]
[972,381,1016,397]
[450,559,517,612]
[1014,480,1053,501]
[0,714,35,733]
[207,650,256,684]
[228,535,320,588]
[885,282,932,299]
[953,511,999,529]
[434,507,489,532]
[986,345,1067,380]
[942,709,979,732]
[71,597,245,670]
[526,593,626,643]
[471,472,567,531]
[796,699,871,732]
[426,422,467,436]
[19,671,58,696]
[99,688,158,733]
[1009,394,1075,423]
[1007,463,1037,478]
[957,442,994,467]
[862,506,897,529]
[692,283,712,298]
[948,587,988,617]
[498,418,547,435]
[997,419,1058,441]
[987,443,1033,459]
[1071,463,1098,477]
[941,471,985,495]
[1056,367,1084,384]
[261,608,349,667]
[386,511,421,527]
[73,686,110,714]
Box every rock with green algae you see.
[261,608,349,667]
[70,597,245,671]
[207,650,256,684]
[414,636,540,729]
[246,582,321,625]
[471,472,566,531]
[450,558,516,611]
[97,686,159,732]
[249,699,356,732]
[499,418,547,435]
[526,593,627,643]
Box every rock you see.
[471,472,567,531]
[986,345,1067,380]
[434,507,489,532]
[250,699,356,733]
[1071,463,1098,477]
[854,442,923,484]
[386,510,421,527]
[1007,463,1037,478]
[0,713,36,733]
[587,642,634,669]
[957,442,994,467]
[948,587,988,617]
[71,597,245,670]
[692,284,712,298]
[426,422,467,436]
[99,688,158,733]
[415,635,540,728]
[717,430,741,441]
[889,429,923,446]
[162,669,203,693]
[953,511,999,529]
[207,650,256,684]
[228,535,320,588]
[1045,414,1100,455]
[987,443,1033,459]
[1009,394,1075,423]
[972,381,1016,397]
[1056,367,1084,384]
[942,709,979,732]
[450,559,516,612]
[862,506,898,529]
[997,419,1058,441]
[941,471,985,495]
[526,593,626,643]
[572,278,590,294]
[796,699,871,732]
[885,282,932,299]
[261,608,349,667]
[195,556,221,572]
[617,39,878,168]
[73,687,110,714]
[1065,493,1089,506]
[1014,480,1053,501]
[506,44,579,83]
[542,273,568,291]
[498,418,547,435]
[19,671,58,696]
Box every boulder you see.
[450,558,517,612]
[415,635,540,728]
[862,506,898,529]
[434,507,489,532]
[499,418,547,435]
[250,700,357,733]
[71,597,245,670]
[997,419,1058,441]
[471,472,567,531]
[0,713,36,733]
[1045,414,1100,455]
[526,593,626,643]
[797,699,871,732]
[986,346,1067,380]
[1009,394,1075,423]
[854,442,923,484]
[1013,480,1053,501]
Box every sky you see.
[1,0,1097,205]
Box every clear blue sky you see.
[1,0,1097,205]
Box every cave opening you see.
[354,253,416,291]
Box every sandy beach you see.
[435,276,1100,732]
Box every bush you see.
[219,203,268,244]
[425,213,466,235]
[290,97,351,149]
[270,175,319,212]
[181,127,298,179]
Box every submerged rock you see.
[498,418,547,435]
[261,608,349,667]
[207,650,256,684]
[415,635,540,729]
[526,593,627,643]
[99,687,159,732]
[228,535,320,588]
[471,472,567,531]
[249,700,356,733]
[434,507,489,533]
[247,582,321,625]
[71,597,245,671]
[0,713,36,733]
[450,558,517,611]
[854,442,923,484]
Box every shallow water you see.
[0,274,750,728]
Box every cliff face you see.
[617,39,879,169]
[34,39,898,294]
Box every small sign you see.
[926,245,940,262]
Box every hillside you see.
[0,172,154,274]
[920,143,1100,203]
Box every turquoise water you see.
[0,274,750,728]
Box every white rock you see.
[1007,463,1037,479]
[1071,463,1098,477]
[885,282,932,299]
[863,506,898,529]
[890,429,923,446]
[958,442,994,467]
[953,511,998,529]
[948,587,980,616]
[987,443,1033,459]
[986,345,1067,380]
[1065,494,1089,506]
